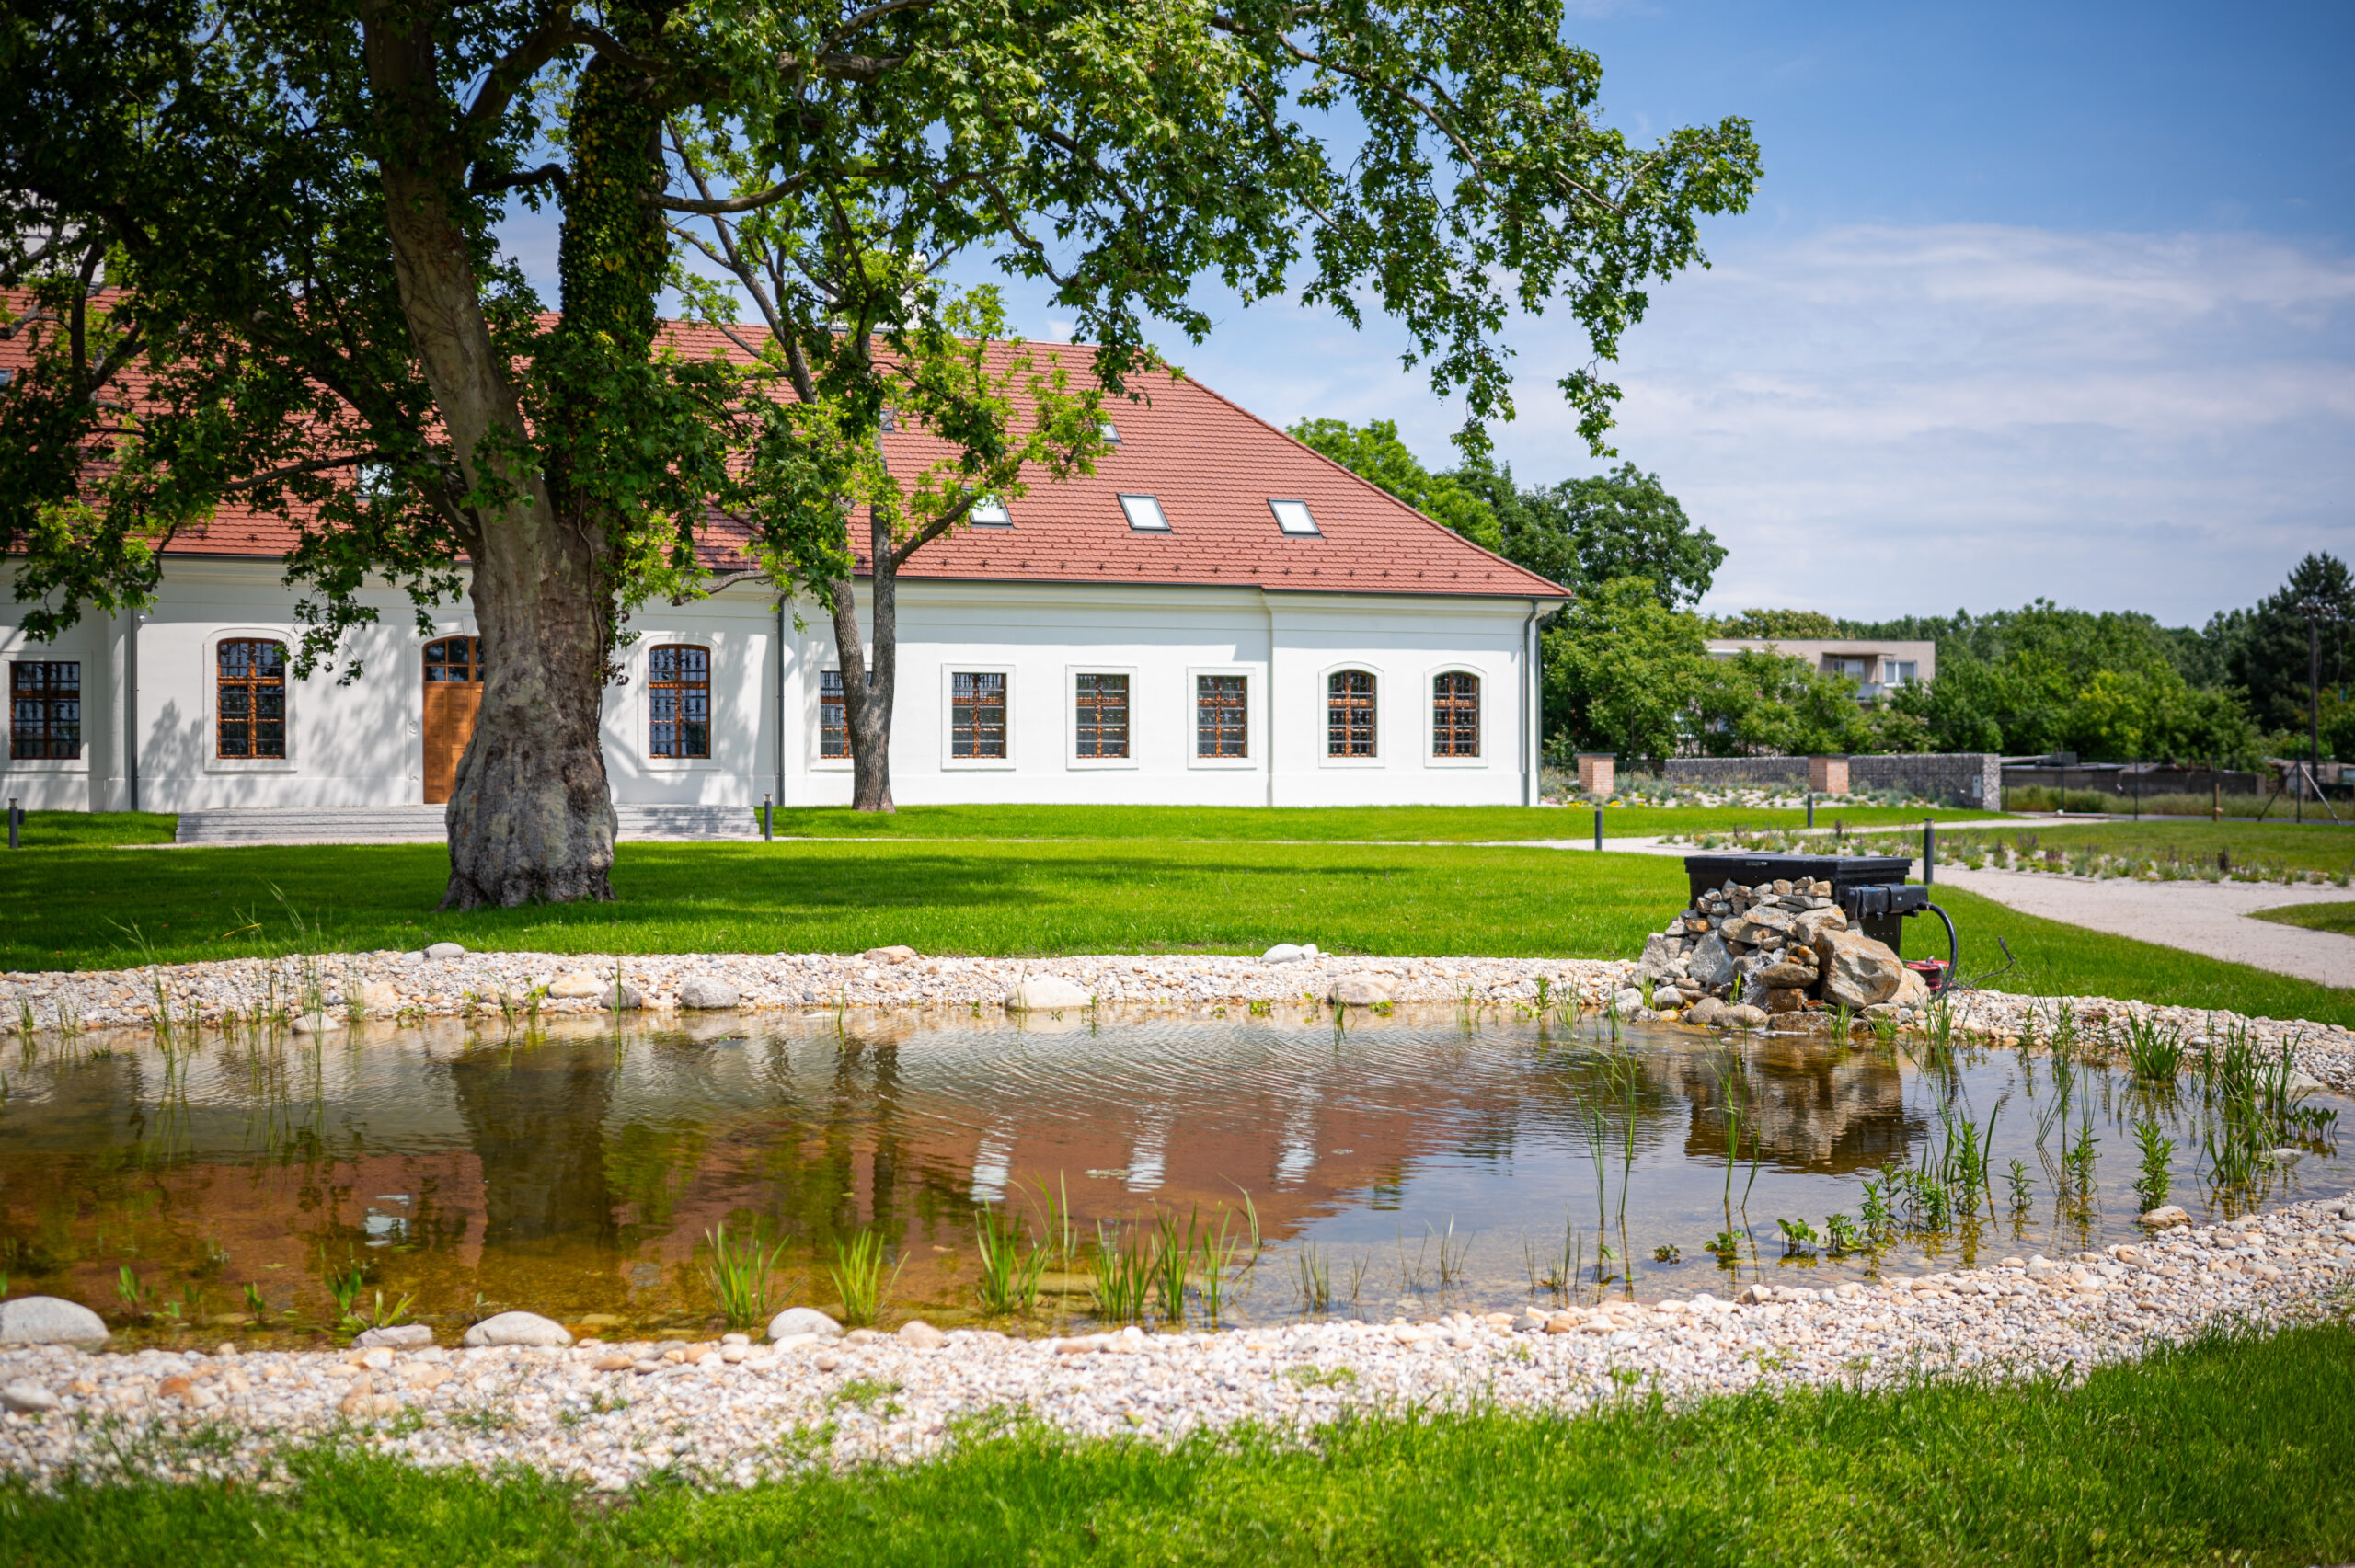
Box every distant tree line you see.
[1291,418,2351,765]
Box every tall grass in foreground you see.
[10,1322,2354,1566]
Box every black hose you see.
[1924,901,1959,993]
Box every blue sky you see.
[582,1,2355,626]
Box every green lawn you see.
[2,809,178,847]
[756,803,2004,840]
[2251,900,2355,936]
[8,1322,2352,1566]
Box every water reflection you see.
[0,1008,2343,1339]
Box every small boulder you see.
[768,1307,844,1341]
[861,944,918,965]
[677,977,741,1010]
[0,1296,109,1345]
[1760,987,1807,1015]
[1812,929,1906,1009]
[0,1379,60,1413]
[1635,932,1676,980]
[290,1013,345,1036]
[1329,973,1395,1007]
[603,982,646,1012]
[1005,975,1091,1011]
[350,1323,434,1349]
[897,1320,948,1350]
[358,980,400,1013]
[1260,944,1306,965]
[425,942,467,961]
[460,1311,572,1348]
[1754,958,1818,989]
[2138,1205,2191,1229]
[1890,967,1932,1010]
[1685,996,1726,1026]
[1609,987,1647,1016]
[1722,1003,1769,1029]
[1687,933,1736,990]
[546,971,607,1000]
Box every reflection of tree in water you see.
[447,1038,621,1309]
[1675,1041,1918,1174]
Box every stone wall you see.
[1662,754,2001,807]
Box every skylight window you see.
[971,495,1012,527]
[1119,494,1169,532]
[1269,498,1318,536]
[1099,420,1121,443]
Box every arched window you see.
[649,646,710,759]
[217,639,287,758]
[424,635,484,683]
[1327,670,1375,757]
[1433,671,1480,757]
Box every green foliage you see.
[1692,648,1874,758]
[1285,419,1503,549]
[1707,608,1842,638]
[2224,552,2354,733]
[1541,577,1711,760]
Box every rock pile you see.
[1635,876,1929,1024]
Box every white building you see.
[1703,637,1936,705]
[3,350,1568,813]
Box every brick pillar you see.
[1808,755,1850,795]
[1576,753,1615,795]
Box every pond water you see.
[0,1007,2345,1341]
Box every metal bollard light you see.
[1806,791,1815,830]
[1592,805,1603,853]
[1922,818,1936,887]
[6,797,16,852]
[762,793,774,841]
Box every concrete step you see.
[175,804,759,845]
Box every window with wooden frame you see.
[1327,670,1375,757]
[819,670,850,759]
[216,639,288,759]
[1195,674,1246,758]
[950,671,1008,759]
[1074,673,1129,759]
[648,645,711,759]
[1432,671,1480,757]
[424,635,484,682]
[9,661,81,760]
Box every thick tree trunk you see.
[833,502,898,811]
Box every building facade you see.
[1703,637,1936,704]
[3,349,1567,812]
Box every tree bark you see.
[831,504,898,812]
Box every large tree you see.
[2,0,1759,889]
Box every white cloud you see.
[1188,223,2355,624]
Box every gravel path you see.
[2,1197,2349,1493]
[1934,867,2355,988]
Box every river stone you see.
[1687,933,1736,990]
[425,942,466,960]
[1761,986,1807,1015]
[768,1307,843,1341]
[1006,975,1091,1011]
[1755,958,1818,989]
[289,1013,345,1036]
[461,1311,572,1348]
[2138,1205,2191,1229]
[1735,903,1798,936]
[863,944,919,965]
[0,1297,108,1345]
[677,977,741,1010]
[359,980,400,1013]
[1636,932,1675,980]
[1329,973,1395,1007]
[1812,929,1906,1009]
[350,1323,434,1349]
[897,1320,948,1350]
[1685,996,1726,1026]
[546,971,606,1000]
[1260,944,1307,964]
[1,1379,59,1413]
[599,981,645,1012]
[1722,1003,1769,1029]
[1609,987,1646,1016]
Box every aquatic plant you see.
[1823,1213,1864,1255]
[828,1230,902,1327]
[1651,1242,1682,1264]
[1775,1218,1819,1257]
[115,1265,150,1319]
[971,1204,1049,1317]
[1290,1243,1332,1315]
[703,1223,787,1329]
[1431,1218,1471,1288]
[2133,1118,2175,1212]
[1088,1221,1152,1322]
[2005,1159,2035,1215]
[2119,1014,2187,1082]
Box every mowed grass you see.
[0,838,1685,971]
[758,802,2006,840]
[1912,883,2355,1026]
[2,809,177,847]
[2251,900,2355,936]
[9,1322,2354,1567]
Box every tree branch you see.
[470,161,567,194]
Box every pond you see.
[0,1006,2344,1341]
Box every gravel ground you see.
[1,1196,2349,1493]
[1932,867,2355,988]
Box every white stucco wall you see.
[2,560,1547,810]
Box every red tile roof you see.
[3,306,1566,600]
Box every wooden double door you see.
[422,636,485,805]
